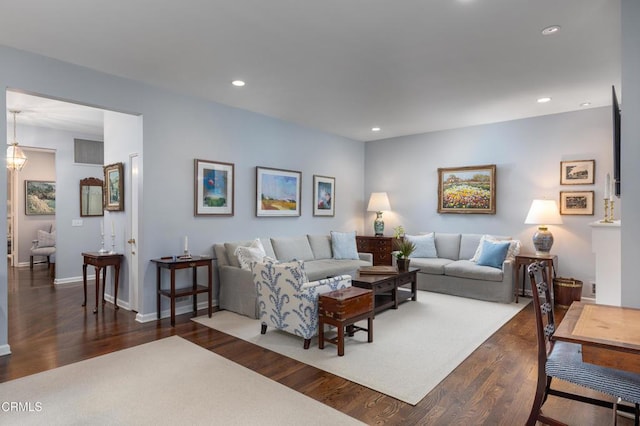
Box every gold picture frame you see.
[437,164,496,214]
[104,162,124,211]
[560,191,594,215]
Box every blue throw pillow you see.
[330,231,359,260]
[476,240,510,269]
[405,233,437,258]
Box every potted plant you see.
[394,238,415,271]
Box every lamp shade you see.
[524,200,563,225]
[367,192,391,212]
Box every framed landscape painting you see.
[194,159,234,216]
[560,160,595,185]
[25,181,55,215]
[256,166,301,217]
[560,191,594,215]
[437,164,496,214]
[104,162,124,211]
[313,175,335,217]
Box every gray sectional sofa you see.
[214,234,373,319]
[406,233,517,303]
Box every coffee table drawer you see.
[396,273,414,286]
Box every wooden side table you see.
[151,256,213,326]
[514,253,558,303]
[82,252,124,314]
[318,287,374,356]
[356,236,393,265]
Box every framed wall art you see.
[25,180,56,215]
[437,164,496,214]
[560,160,595,185]
[104,162,124,211]
[560,191,594,215]
[313,175,335,217]
[194,159,234,216]
[256,166,301,217]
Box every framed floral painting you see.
[256,166,301,217]
[437,164,496,214]
[313,175,335,217]
[194,159,234,216]
[25,180,55,215]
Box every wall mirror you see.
[80,177,104,217]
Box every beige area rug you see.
[0,336,364,425]
[194,291,530,405]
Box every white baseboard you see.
[136,299,218,323]
[0,344,11,356]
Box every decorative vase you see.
[397,258,410,271]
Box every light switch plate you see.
[72,219,83,227]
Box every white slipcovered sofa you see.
[214,233,373,319]
[403,233,519,303]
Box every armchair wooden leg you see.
[260,323,267,335]
[303,338,311,350]
[30,256,34,269]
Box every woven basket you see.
[553,277,583,308]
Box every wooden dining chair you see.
[526,261,640,426]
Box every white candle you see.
[111,221,115,236]
[604,173,611,200]
[100,220,104,236]
[184,236,188,252]
[611,176,616,199]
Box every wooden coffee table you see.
[352,267,419,314]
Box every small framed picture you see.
[560,160,595,185]
[194,159,234,216]
[256,166,301,217]
[25,181,56,215]
[313,175,335,217]
[104,162,124,211]
[560,191,594,215]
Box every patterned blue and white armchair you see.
[251,259,352,349]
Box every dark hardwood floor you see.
[1,264,631,425]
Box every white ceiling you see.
[1,0,620,141]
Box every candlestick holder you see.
[600,199,613,223]
[109,234,116,254]
[98,234,108,253]
[180,249,192,260]
[609,199,615,222]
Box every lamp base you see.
[532,226,554,254]
[373,212,384,237]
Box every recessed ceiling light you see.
[231,80,245,87]
[580,102,592,107]
[537,97,552,103]
[371,127,381,132]
[541,25,561,35]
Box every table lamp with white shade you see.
[367,192,391,236]
[524,199,563,254]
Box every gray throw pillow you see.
[330,231,359,260]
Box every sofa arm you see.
[502,259,514,278]
[302,274,352,294]
[358,252,373,263]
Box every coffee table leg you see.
[368,316,373,343]
[338,324,345,356]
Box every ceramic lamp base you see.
[373,212,384,236]
[532,226,554,254]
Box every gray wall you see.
[0,44,366,351]
[365,108,613,295]
[621,0,640,308]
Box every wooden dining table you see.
[553,301,640,374]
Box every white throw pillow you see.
[37,230,56,248]
[405,233,437,258]
[471,235,521,263]
[234,238,267,270]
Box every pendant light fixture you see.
[7,109,28,171]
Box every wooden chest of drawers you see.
[356,236,393,266]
